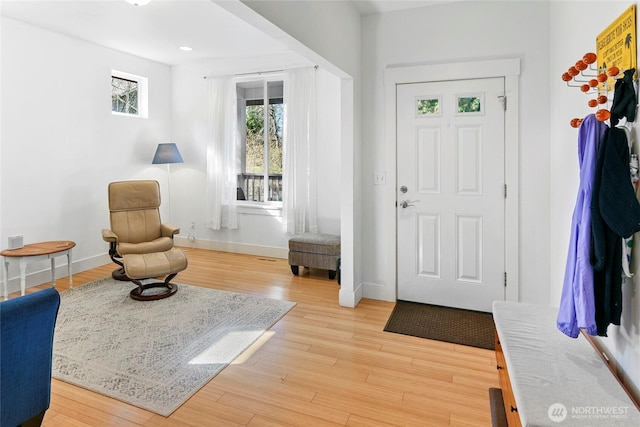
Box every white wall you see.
[229,0,363,307]
[0,15,343,285]
[169,61,342,256]
[0,5,345,292]
[361,1,552,304]
[2,0,639,403]
[0,17,172,292]
[549,0,640,402]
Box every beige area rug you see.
[52,277,295,416]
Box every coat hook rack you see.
[563,52,628,127]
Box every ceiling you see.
[353,0,458,15]
[0,0,456,67]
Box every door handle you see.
[400,200,419,208]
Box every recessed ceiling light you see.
[179,46,193,52]
[126,0,151,6]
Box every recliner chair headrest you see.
[108,180,161,211]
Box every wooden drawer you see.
[495,332,522,427]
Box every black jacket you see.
[590,126,640,335]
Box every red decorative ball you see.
[596,109,611,121]
[583,52,597,64]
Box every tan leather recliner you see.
[102,180,179,281]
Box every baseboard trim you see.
[4,241,287,296]
[174,237,288,259]
[3,253,111,296]
[362,281,396,302]
[339,281,363,308]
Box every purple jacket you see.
[557,114,608,338]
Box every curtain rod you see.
[203,65,318,79]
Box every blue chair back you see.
[1,288,60,427]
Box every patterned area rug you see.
[384,300,496,350]
[52,277,295,416]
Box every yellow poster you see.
[596,4,636,90]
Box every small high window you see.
[112,76,138,114]
[111,70,148,118]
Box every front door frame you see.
[383,58,521,304]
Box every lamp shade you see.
[152,143,183,164]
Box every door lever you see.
[400,200,419,208]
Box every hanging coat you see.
[610,68,637,126]
[557,114,608,338]
[591,126,640,336]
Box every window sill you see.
[111,111,147,119]
[236,202,282,217]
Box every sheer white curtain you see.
[282,67,318,235]
[206,76,239,230]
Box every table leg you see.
[19,260,27,296]
[51,258,56,288]
[3,259,8,300]
[67,250,73,289]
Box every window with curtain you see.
[207,67,316,235]
[236,78,284,203]
[282,67,318,235]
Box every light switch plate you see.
[374,172,386,185]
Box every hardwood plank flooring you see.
[15,248,500,426]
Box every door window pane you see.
[417,97,440,116]
[457,95,483,114]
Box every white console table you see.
[1,240,75,300]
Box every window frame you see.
[236,75,284,206]
[111,70,148,118]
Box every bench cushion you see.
[288,233,340,256]
[493,301,640,426]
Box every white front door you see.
[396,77,505,312]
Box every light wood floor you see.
[21,248,499,426]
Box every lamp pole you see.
[152,143,183,225]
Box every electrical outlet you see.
[373,172,386,185]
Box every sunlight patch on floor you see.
[188,330,275,365]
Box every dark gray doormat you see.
[384,300,496,350]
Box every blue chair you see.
[1,288,61,427]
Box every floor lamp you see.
[152,143,183,224]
